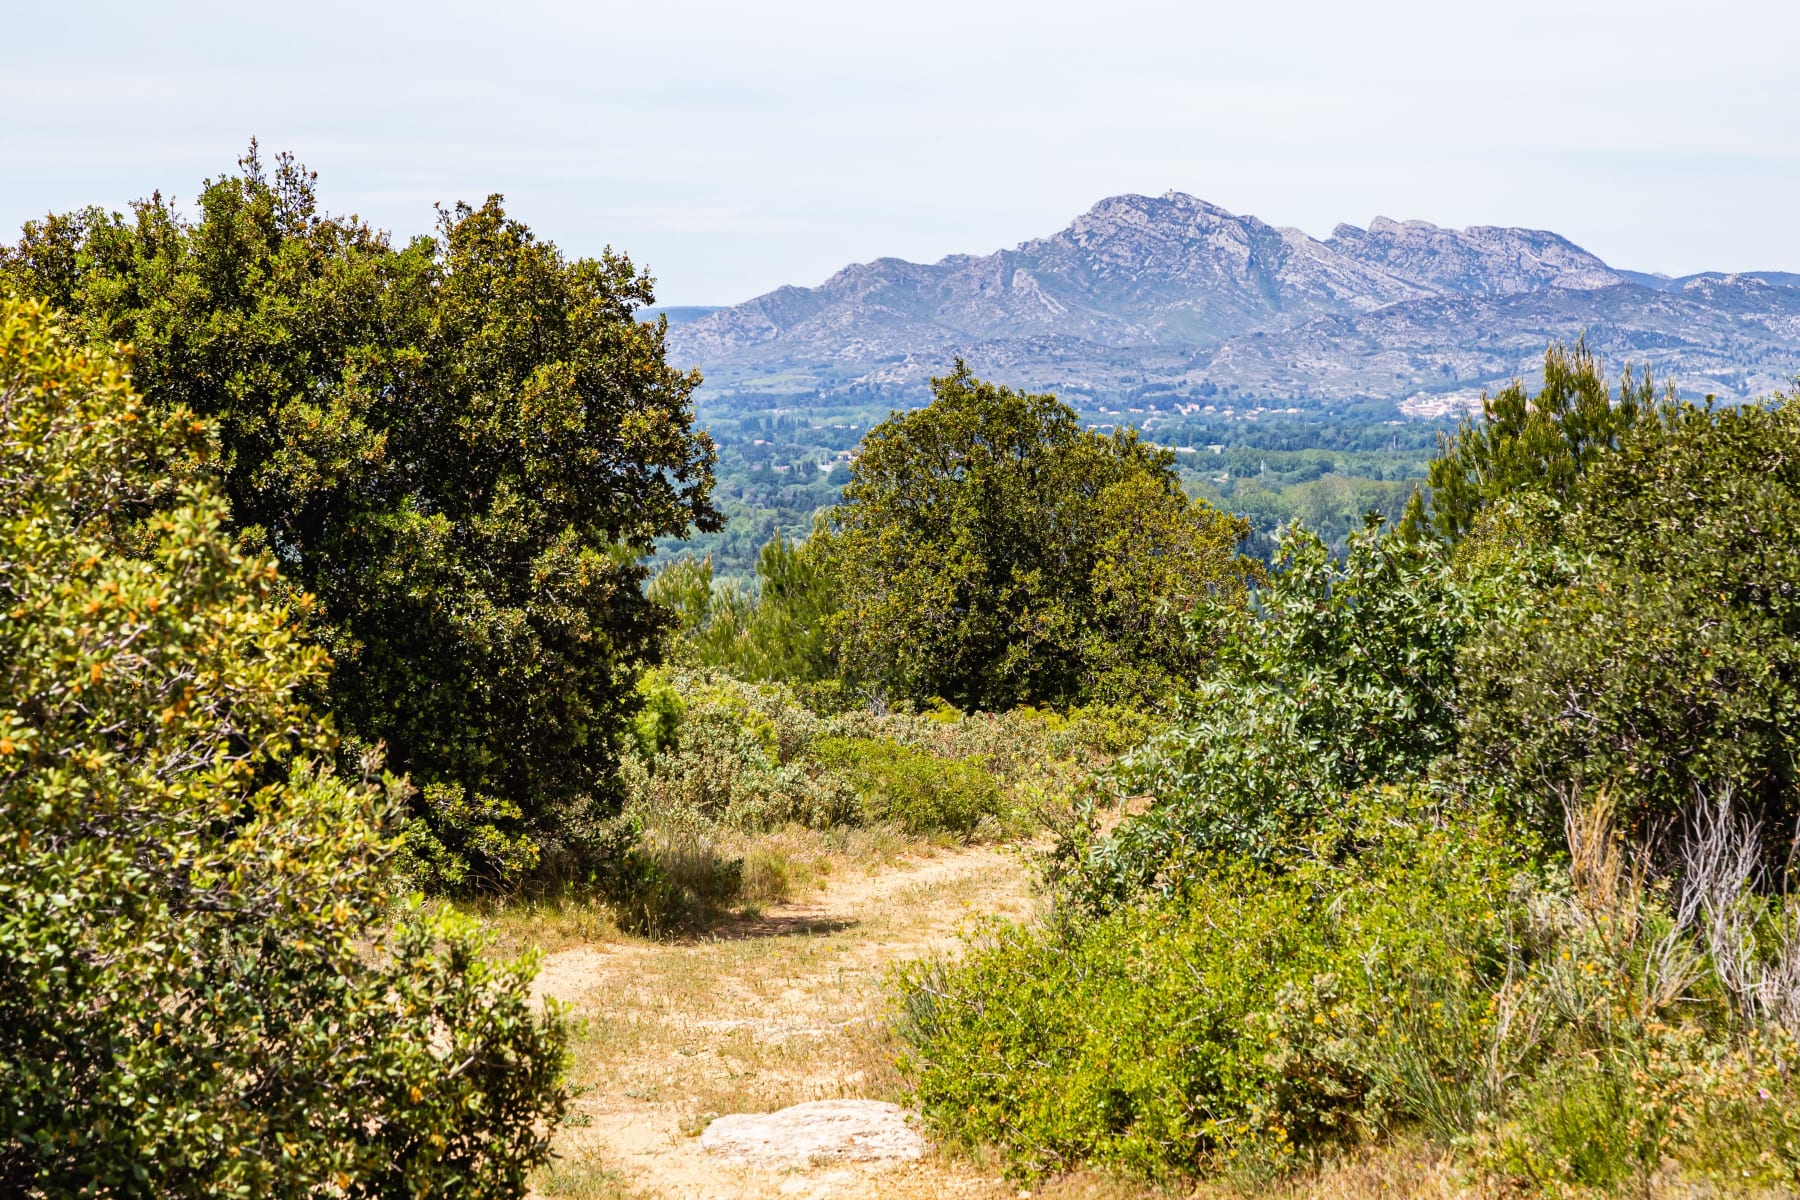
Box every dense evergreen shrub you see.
[1459,395,1800,859]
[899,787,1527,1179]
[1054,519,1481,912]
[812,736,1005,835]
[649,534,843,696]
[0,299,567,1196]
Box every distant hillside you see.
[668,193,1800,411]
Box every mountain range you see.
[666,192,1800,416]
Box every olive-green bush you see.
[606,670,1149,929]
[0,299,567,1196]
[622,669,1146,840]
[1053,518,1481,914]
[812,736,1004,835]
[1459,394,1800,858]
[898,787,1526,1180]
[903,782,1800,1192]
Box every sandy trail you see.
[529,843,1041,1200]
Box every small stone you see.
[699,1100,926,1168]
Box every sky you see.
[4,0,1796,306]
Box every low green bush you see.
[599,669,1132,931]
[813,736,1006,835]
[621,671,856,833]
[914,774,1800,1193]
[619,670,1148,846]
[897,786,1526,1180]
[1469,988,1800,1194]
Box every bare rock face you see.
[698,1100,926,1169]
[1325,216,1627,295]
[666,191,1800,408]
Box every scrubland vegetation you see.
[896,347,1800,1195]
[6,148,1800,1199]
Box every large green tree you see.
[0,298,566,1195]
[825,364,1255,709]
[2,147,720,889]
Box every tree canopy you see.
[1458,393,1800,856]
[1,146,720,889]
[824,364,1256,709]
[1426,340,1665,542]
[0,298,567,1195]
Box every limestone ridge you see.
[669,192,1800,407]
[1324,217,1624,295]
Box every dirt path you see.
[529,843,1043,1200]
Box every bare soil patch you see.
[526,842,1043,1199]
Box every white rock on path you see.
[698,1100,926,1169]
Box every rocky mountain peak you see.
[666,191,1800,409]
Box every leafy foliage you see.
[649,533,841,695]
[0,299,567,1196]
[621,671,858,834]
[1056,518,1480,911]
[896,347,1800,1193]
[1459,395,1800,855]
[909,778,1800,1192]
[1,146,720,890]
[812,736,1004,836]
[899,786,1526,1180]
[619,669,1124,840]
[825,363,1256,708]
[604,669,1146,930]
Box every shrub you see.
[0,299,567,1196]
[897,786,1526,1180]
[621,677,856,833]
[1469,794,1800,1193]
[813,737,1005,836]
[1458,395,1800,858]
[1057,520,1481,912]
[602,670,1151,932]
[619,670,1136,844]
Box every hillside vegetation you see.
[892,351,1800,1194]
[7,148,1800,1199]
[633,342,1800,1193]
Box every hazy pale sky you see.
[4,0,1795,304]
